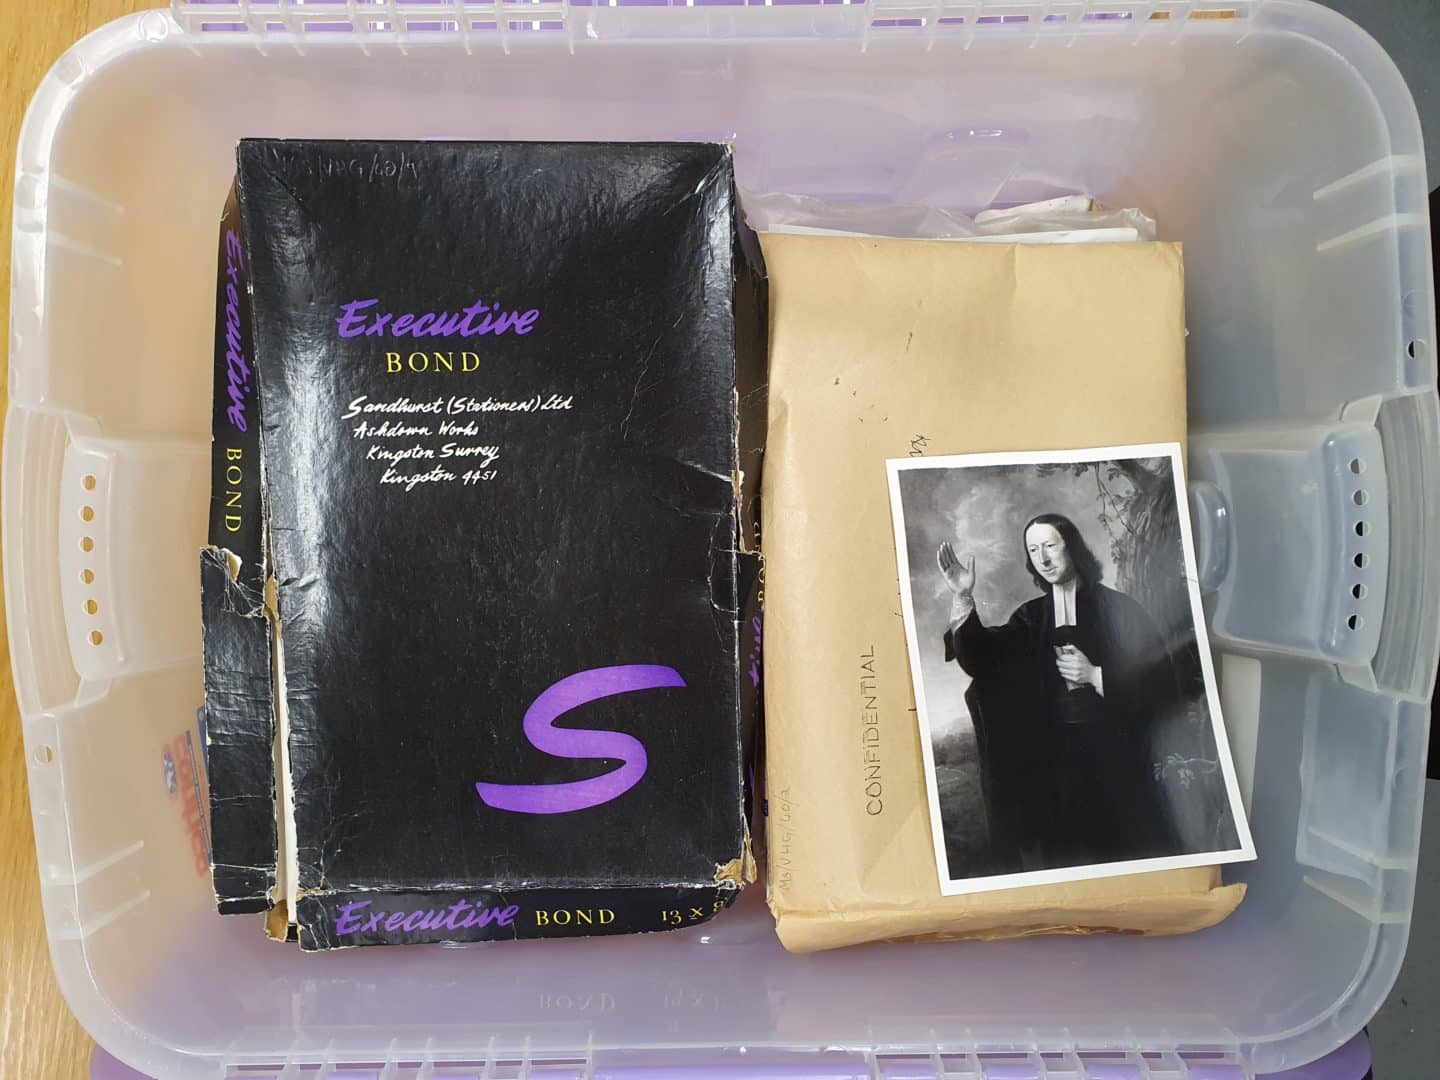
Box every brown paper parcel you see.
[760,236,1245,953]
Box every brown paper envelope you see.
[760,236,1244,953]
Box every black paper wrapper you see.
[202,140,766,948]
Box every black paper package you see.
[201,140,766,950]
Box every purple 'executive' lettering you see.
[335,298,378,338]
[334,899,371,935]
[475,665,684,815]
[336,297,541,339]
[466,906,500,929]
[748,614,762,688]
[331,898,522,937]
[444,899,472,930]
[222,229,252,433]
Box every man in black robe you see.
[938,514,1181,871]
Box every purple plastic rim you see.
[178,0,1214,32]
[89,1034,1374,1080]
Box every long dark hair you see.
[1022,513,1103,591]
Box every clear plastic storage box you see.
[5,1,1436,1077]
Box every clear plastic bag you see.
[743,191,1157,243]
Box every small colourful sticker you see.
[162,750,179,799]
[161,729,211,876]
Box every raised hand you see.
[937,541,976,598]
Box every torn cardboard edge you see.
[199,554,277,914]
[267,566,299,940]
[282,821,755,951]
[286,862,755,951]
[733,211,769,828]
[293,881,746,952]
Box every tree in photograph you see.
[1035,457,1235,851]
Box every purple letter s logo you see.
[475,665,684,815]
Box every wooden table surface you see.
[1,5,157,1077]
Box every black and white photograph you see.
[887,443,1254,895]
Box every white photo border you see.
[886,442,1257,896]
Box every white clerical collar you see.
[1053,579,1077,627]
